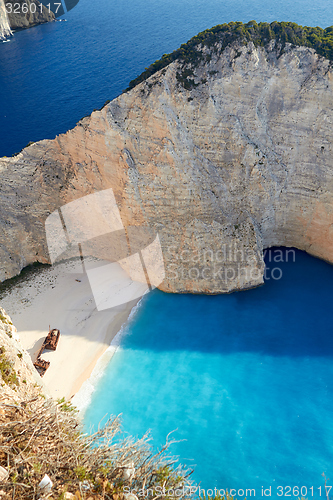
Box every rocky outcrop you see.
[6,0,54,31]
[0,307,46,404]
[0,0,12,39]
[1,39,333,293]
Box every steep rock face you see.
[1,42,333,293]
[0,307,46,404]
[6,0,54,30]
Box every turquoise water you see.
[84,250,333,497]
[1,0,333,156]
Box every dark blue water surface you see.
[1,0,333,156]
[84,250,333,497]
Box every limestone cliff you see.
[1,26,333,293]
[6,0,54,31]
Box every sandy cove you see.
[0,259,139,403]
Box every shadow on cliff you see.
[122,248,333,358]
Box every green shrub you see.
[0,348,19,388]
[0,312,13,325]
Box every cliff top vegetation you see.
[126,21,333,91]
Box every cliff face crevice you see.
[1,41,333,293]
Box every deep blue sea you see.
[1,0,333,497]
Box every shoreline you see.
[0,259,140,402]
[70,302,140,408]
[71,295,144,413]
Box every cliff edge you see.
[1,22,333,293]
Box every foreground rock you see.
[1,36,333,293]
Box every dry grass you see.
[0,396,194,499]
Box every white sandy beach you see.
[0,259,140,403]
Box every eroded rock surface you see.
[1,41,333,293]
[7,0,54,30]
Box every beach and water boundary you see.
[0,258,142,403]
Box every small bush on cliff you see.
[0,347,19,388]
[0,312,13,326]
[125,21,333,91]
